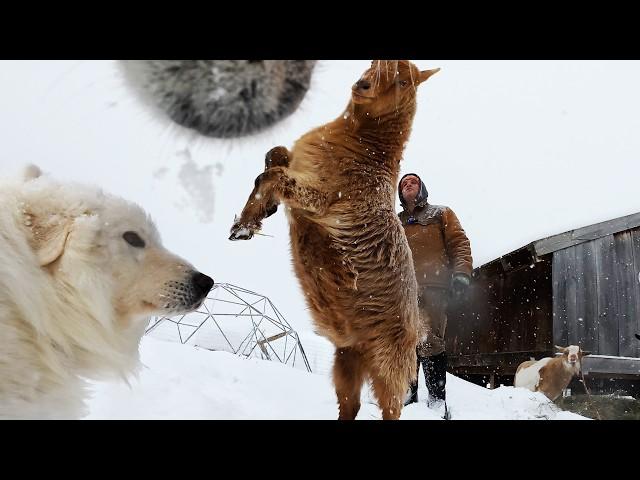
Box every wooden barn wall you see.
[447,257,553,356]
[633,229,640,358]
[498,261,553,352]
[552,227,640,358]
[447,268,496,356]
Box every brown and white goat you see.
[514,345,584,401]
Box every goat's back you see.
[514,357,551,391]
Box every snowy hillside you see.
[85,337,586,420]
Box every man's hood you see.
[398,173,429,209]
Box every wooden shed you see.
[446,211,640,394]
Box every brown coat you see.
[230,61,441,420]
[399,203,472,289]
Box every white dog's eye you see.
[123,231,146,248]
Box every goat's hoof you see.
[229,223,255,241]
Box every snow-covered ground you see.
[85,337,586,420]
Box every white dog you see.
[0,166,214,419]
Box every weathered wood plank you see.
[574,241,599,352]
[581,355,640,376]
[534,211,640,257]
[530,259,554,352]
[552,250,569,347]
[564,247,579,346]
[614,231,637,358]
[631,228,640,358]
[448,350,552,375]
[449,352,640,377]
[503,274,524,351]
[594,235,619,356]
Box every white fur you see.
[514,357,552,391]
[0,167,212,419]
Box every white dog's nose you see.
[192,272,214,297]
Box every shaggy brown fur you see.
[230,61,440,420]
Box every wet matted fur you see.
[230,61,440,419]
[0,166,214,419]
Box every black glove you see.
[450,273,471,301]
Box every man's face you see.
[401,176,421,203]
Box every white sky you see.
[1,60,638,333]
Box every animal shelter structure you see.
[145,283,312,372]
[447,211,640,395]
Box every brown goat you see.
[514,345,584,401]
[229,60,440,419]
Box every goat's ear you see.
[24,211,73,267]
[554,345,567,353]
[419,68,440,84]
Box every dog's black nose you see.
[192,272,214,296]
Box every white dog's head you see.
[19,166,214,327]
[0,166,215,418]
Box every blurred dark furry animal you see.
[119,60,316,139]
[229,60,439,420]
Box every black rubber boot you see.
[424,352,446,401]
[424,352,450,419]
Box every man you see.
[398,173,473,418]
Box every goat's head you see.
[555,344,583,368]
[351,60,439,117]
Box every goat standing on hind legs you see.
[230,61,440,420]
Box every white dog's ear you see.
[23,164,43,182]
[24,212,72,267]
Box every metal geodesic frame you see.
[145,283,311,372]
